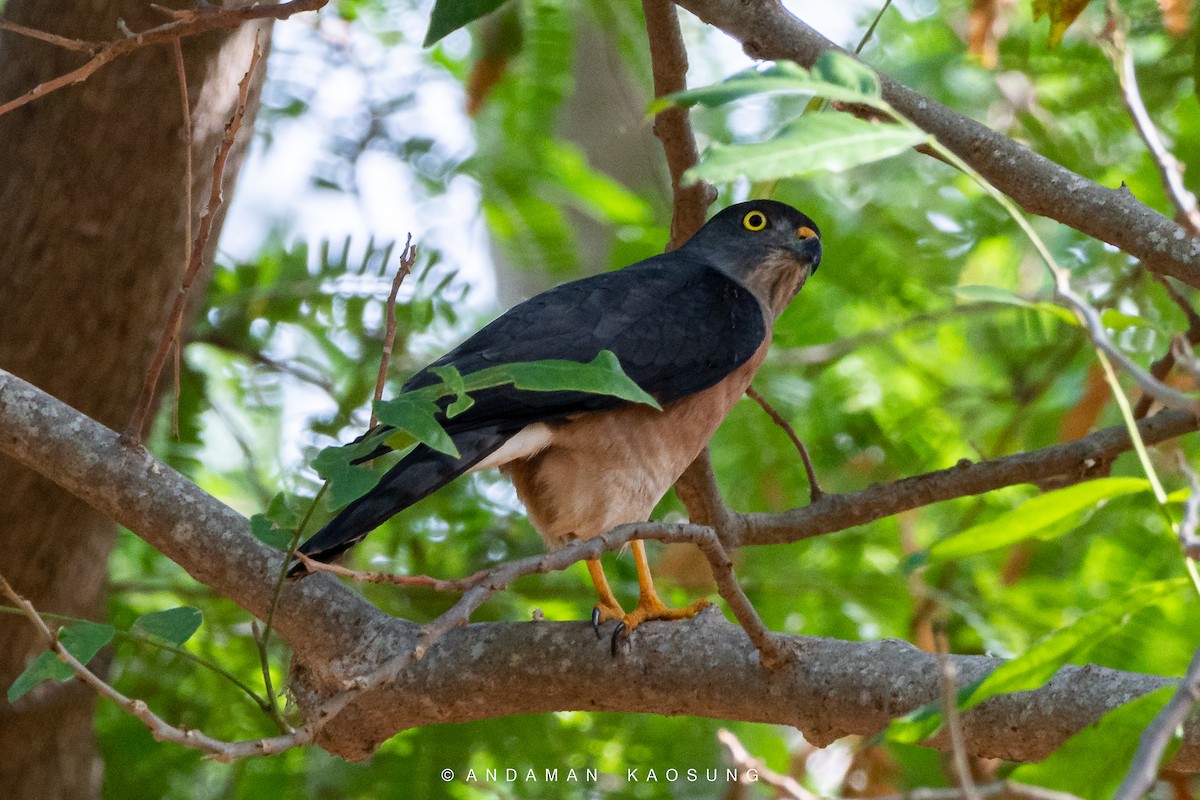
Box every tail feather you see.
[288,427,509,577]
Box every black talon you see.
[591,606,602,639]
[610,622,626,657]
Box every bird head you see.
[682,200,822,317]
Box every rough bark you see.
[0,2,269,797]
[3,366,1200,769]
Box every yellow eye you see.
[743,210,768,231]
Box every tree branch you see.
[737,409,1200,547]
[2,366,1200,765]
[671,0,1200,290]
[0,0,326,119]
[641,0,713,249]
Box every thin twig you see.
[746,385,823,501]
[257,481,328,727]
[935,628,981,800]
[123,39,262,445]
[854,0,895,54]
[0,0,326,119]
[369,235,415,428]
[0,572,311,762]
[0,602,271,714]
[1114,640,1200,800]
[718,728,818,800]
[0,20,97,52]
[171,37,193,438]
[292,551,488,591]
[1103,9,1200,236]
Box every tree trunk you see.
[0,3,269,797]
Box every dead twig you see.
[122,39,262,445]
[0,571,311,762]
[170,36,193,437]
[0,0,326,119]
[935,628,981,800]
[0,20,96,52]
[718,728,818,800]
[1103,10,1200,235]
[746,384,823,501]
[292,551,488,591]
[370,235,416,428]
[1114,639,1200,800]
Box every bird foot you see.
[610,597,711,656]
[591,601,627,639]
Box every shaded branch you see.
[737,409,1200,547]
[671,0,1200,290]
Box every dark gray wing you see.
[406,253,767,434]
[291,254,766,572]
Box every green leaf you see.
[8,621,115,702]
[249,513,292,550]
[885,580,1182,744]
[1009,686,1176,800]
[953,285,1078,326]
[424,0,510,47]
[953,284,1034,307]
[811,51,881,99]
[312,446,395,510]
[1101,308,1150,332]
[131,607,202,646]
[372,393,459,458]
[963,579,1185,711]
[665,57,886,112]
[687,114,927,185]
[886,681,983,744]
[927,477,1151,563]
[431,364,474,418]
[462,350,661,409]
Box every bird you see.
[290,199,822,649]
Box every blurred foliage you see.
[61,0,1200,797]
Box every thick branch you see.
[2,366,1199,766]
[671,0,1200,290]
[292,610,1199,767]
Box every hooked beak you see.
[789,227,822,274]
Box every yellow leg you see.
[587,559,626,633]
[618,540,711,633]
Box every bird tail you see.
[287,427,509,578]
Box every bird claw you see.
[591,606,603,639]
[611,621,627,657]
